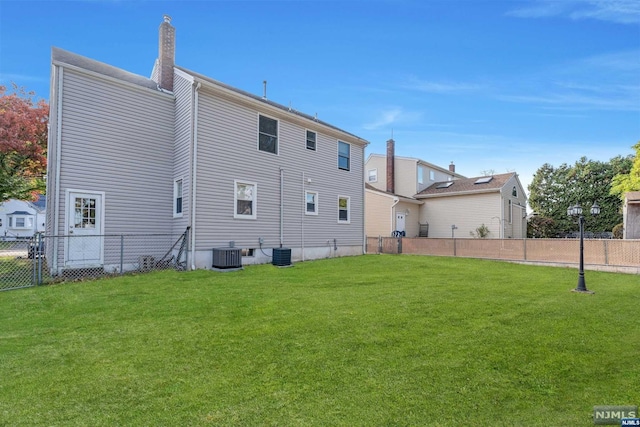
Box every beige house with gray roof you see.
[415,172,527,239]
[365,139,527,239]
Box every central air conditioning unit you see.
[212,248,242,269]
[272,247,292,267]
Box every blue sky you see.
[1,0,639,195]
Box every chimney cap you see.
[163,14,172,23]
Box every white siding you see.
[172,72,193,234]
[54,69,174,236]
[193,88,365,252]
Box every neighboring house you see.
[364,139,527,239]
[622,192,640,239]
[0,195,46,240]
[415,172,528,239]
[366,139,463,197]
[365,138,462,237]
[365,183,424,238]
[45,16,368,274]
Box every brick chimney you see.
[449,161,456,173]
[158,15,175,92]
[386,138,395,193]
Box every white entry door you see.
[65,191,104,268]
[395,212,406,233]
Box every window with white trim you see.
[234,180,257,219]
[338,196,350,223]
[418,167,424,184]
[306,130,316,151]
[338,141,350,171]
[174,179,183,217]
[258,115,278,154]
[8,215,33,229]
[430,170,436,181]
[305,191,318,215]
[368,169,377,182]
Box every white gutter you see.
[52,66,64,274]
[190,82,201,270]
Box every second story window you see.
[368,169,377,182]
[338,141,350,171]
[306,130,316,151]
[259,115,278,154]
[418,167,424,184]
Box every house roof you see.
[52,47,160,92]
[8,211,33,216]
[415,172,518,199]
[176,65,368,146]
[365,183,423,204]
[626,191,640,203]
[51,47,369,146]
[29,195,46,211]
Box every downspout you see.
[499,194,504,239]
[301,171,305,261]
[280,167,284,248]
[52,66,64,274]
[190,82,201,270]
[391,197,400,234]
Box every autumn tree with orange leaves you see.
[0,84,49,201]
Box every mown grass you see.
[1,255,638,426]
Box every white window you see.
[306,130,316,151]
[338,141,350,171]
[429,170,435,181]
[234,180,257,219]
[305,191,318,215]
[418,167,424,184]
[173,179,183,217]
[258,114,278,154]
[338,196,350,223]
[368,169,378,182]
[8,215,33,229]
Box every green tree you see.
[0,84,49,201]
[528,155,633,235]
[610,141,640,200]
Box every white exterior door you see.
[395,213,406,233]
[65,191,104,268]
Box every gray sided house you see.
[45,16,368,274]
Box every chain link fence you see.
[0,229,189,291]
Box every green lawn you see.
[1,255,638,426]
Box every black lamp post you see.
[567,202,600,293]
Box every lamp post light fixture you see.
[567,202,600,294]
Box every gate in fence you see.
[0,228,190,291]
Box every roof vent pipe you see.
[263,80,267,99]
